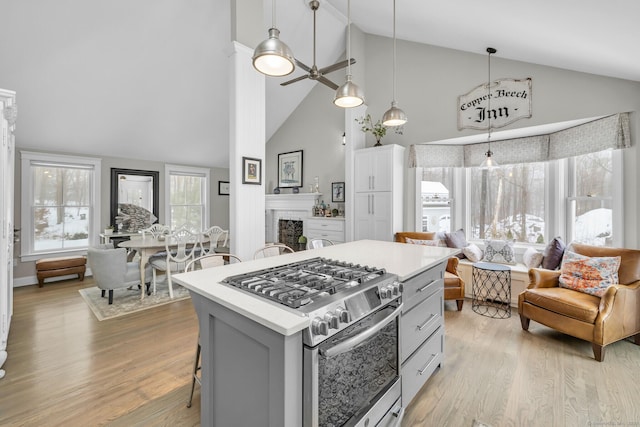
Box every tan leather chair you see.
[519,242,640,361]
[395,232,465,311]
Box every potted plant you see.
[298,235,307,251]
[104,225,114,235]
[356,114,403,146]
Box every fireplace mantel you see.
[265,193,322,211]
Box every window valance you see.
[409,113,631,168]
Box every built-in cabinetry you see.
[304,217,345,244]
[400,259,446,406]
[354,144,405,241]
[0,88,17,379]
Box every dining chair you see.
[200,226,229,255]
[184,252,242,409]
[306,238,335,250]
[149,226,199,298]
[87,246,152,304]
[140,223,169,239]
[253,243,295,260]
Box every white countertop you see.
[173,240,459,336]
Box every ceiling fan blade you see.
[319,58,356,75]
[295,59,312,73]
[317,76,339,90]
[280,74,311,86]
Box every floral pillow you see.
[405,237,442,247]
[483,239,516,265]
[559,251,621,297]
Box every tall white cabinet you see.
[354,144,405,241]
[0,89,16,379]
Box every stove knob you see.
[324,312,339,329]
[336,307,351,323]
[311,317,329,336]
[393,281,404,295]
[379,286,390,299]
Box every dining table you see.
[118,236,208,299]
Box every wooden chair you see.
[253,243,294,260]
[184,252,242,409]
[200,226,229,255]
[149,226,199,298]
[140,223,169,239]
[306,238,334,250]
[519,242,640,361]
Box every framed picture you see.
[332,182,345,203]
[242,157,262,185]
[218,181,230,195]
[278,150,303,188]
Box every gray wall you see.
[268,34,640,247]
[13,149,229,281]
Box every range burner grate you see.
[222,258,385,309]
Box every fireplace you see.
[278,219,304,251]
[265,193,319,244]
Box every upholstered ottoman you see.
[35,256,87,287]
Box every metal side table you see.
[471,262,511,318]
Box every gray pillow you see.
[445,229,469,259]
[541,236,566,270]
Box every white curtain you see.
[409,113,631,168]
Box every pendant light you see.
[480,47,498,169]
[334,0,365,108]
[382,0,407,126]
[252,0,295,77]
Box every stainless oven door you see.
[304,302,403,427]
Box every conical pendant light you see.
[334,0,365,108]
[252,0,295,77]
[480,47,498,169]
[382,0,407,126]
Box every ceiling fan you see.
[280,0,356,90]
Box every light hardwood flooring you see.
[1,279,639,426]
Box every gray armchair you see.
[87,247,151,304]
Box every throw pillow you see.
[558,250,621,297]
[462,243,483,262]
[405,237,442,247]
[541,236,566,270]
[444,229,469,259]
[483,239,516,265]
[522,247,543,269]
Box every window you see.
[468,162,546,244]
[567,149,621,246]
[421,168,453,233]
[417,150,622,248]
[21,151,101,260]
[165,164,210,232]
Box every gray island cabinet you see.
[173,240,458,427]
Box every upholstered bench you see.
[35,256,87,287]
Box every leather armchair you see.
[518,242,640,361]
[395,232,465,310]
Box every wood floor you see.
[1,279,639,426]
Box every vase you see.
[374,138,383,147]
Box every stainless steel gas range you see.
[222,257,405,427]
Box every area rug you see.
[79,281,191,321]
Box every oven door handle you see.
[319,304,403,358]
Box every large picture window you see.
[21,152,101,259]
[165,164,209,232]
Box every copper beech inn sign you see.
[457,78,532,130]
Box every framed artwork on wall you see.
[218,181,230,195]
[332,182,345,202]
[278,150,303,188]
[242,157,262,185]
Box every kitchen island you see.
[173,240,458,427]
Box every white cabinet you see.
[353,144,404,241]
[0,88,16,379]
[305,217,345,244]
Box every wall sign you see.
[457,78,532,130]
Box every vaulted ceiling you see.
[1,0,638,169]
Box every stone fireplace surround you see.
[265,193,320,244]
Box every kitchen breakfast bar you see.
[173,240,458,427]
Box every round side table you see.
[471,262,512,318]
